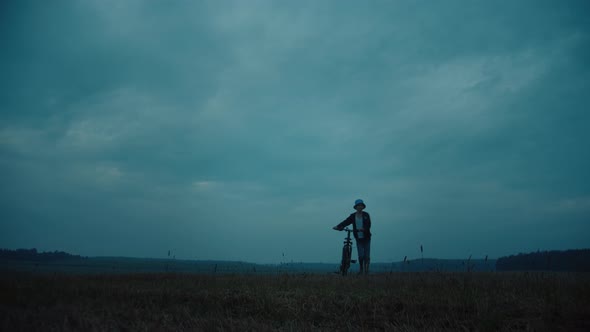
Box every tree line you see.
[496,249,590,272]
[0,248,81,261]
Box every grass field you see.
[1,272,589,331]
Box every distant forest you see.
[0,248,82,261]
[3,248,590,272]
[496,249,590,272]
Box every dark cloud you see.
[1,0,589,262]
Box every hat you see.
[354,199,366,209]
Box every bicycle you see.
[337,227,357,276]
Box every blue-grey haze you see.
[1,0,589,263]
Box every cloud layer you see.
[1,1,589,263]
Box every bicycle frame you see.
[339,227,357,276]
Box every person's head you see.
[354,199,366,211]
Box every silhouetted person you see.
[333,199,372,275]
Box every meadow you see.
[1,271,589,331]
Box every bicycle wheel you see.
[341,246,351,276]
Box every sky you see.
[1,1,589,264]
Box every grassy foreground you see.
[1,272,589,331]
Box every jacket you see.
[336,211,372,240]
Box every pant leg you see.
[356,239,368,261]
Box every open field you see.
[1,272,589,331]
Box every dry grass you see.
[1,272,589,331]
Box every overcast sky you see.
[1,1,589,264]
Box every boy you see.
[333,199,372,274]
